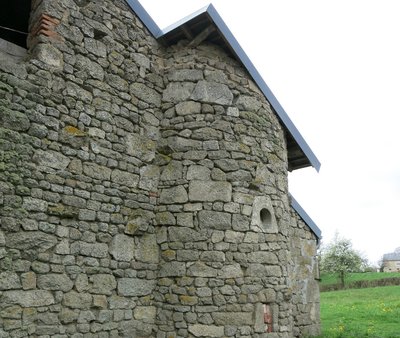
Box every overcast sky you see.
[138,0,400,264]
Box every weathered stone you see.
[84,38,106,57]
[169,227,207,242]
[163,82,195,102]
[224,230,245,243]
[198,210,231,230]
[204,69,228,83]
[248,251,278,264]
[6,232,57,252]
[83,163,112,181]
[177,213,194,227]
[130,82,161,106]
[215,159,240,172]
[188,324,224,337]
[159,185,188,204]
[109,234,135,262]
[22,197,48,212]
[136,234,159,263]
[139,165,160,191]
[159,262,186,277]
[213,312,253,325]
[107,73,129,92]
[34,43,63,68]
[189,180,232,202]
[37,274,73,292]
[21,271,36,290]
[117,278,156,296]
[126,133,156,163]
[62,195,85,208]
[218,263,243,278]
[134,306,156,324]
[236,95,263,112]
[155,211,176,225]
[190,81,233,105]
[79,242,108,258]
[160,160,183,181]
[63,291,92,309]
[111,169,139,188]
[227,106,239,117]
[75,274,89,293]
[126,209,154,235]
[168,69,203,82]
[0,107,30,131]
[187,165,210,180]
[0,272,21,290]
[2,290,54,307]
[76,54,104,80]
[175,101,201,116]
[187,262,218,277]
[59,308,78,324]
[0,230,5,246]
[33,150,70,170]
[165,136,203,152]
[246,264,282,277]
[90,274,117,295]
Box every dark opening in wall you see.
[260,208,272,229]
[0,0,31,48]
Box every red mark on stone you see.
[264,304,273,333]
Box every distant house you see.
[382,252,400,272]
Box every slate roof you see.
[383,252,400,261]
[126,0,321,172]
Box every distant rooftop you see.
[126,0,321,172]
[383,252,400,261]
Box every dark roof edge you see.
[127,0,321,172]
[125,0,163,37]
[290,193,322,241]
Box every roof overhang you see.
[125,0,321,172]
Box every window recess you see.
[0,0,31,49]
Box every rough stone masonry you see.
[0,0,320,337]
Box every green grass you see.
[319,272,400,287]
[315,286,400,337]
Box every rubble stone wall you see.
[0,0,320,337]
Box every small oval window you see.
[260,208,272,229]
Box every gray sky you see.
[138,0,400,264]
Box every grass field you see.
[319,272,400,287]
[315,286,400,337]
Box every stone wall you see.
[289,211,320,337]
[383,261,400,272]
[153,43,293,337]
[0,0,320,337]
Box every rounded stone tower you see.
[154,42,294,337]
